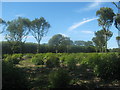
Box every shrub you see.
[65,55,77,70]
[45,53,60,68]
[31,54,44,65]
[93,53,120,80]
[2,60,28,89]
[87,53,101,68]
[59,54,66,66]
[49,68,71,88]
[4,54,23,64]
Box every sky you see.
[1,2,119,48]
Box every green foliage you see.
[96,7,115,52]
[48,34,73,53]
[65,55,77,70]
[30,17,50,53]
[96,7,115,27]
[1,41,96,54]
[45,53,60,68]
[92,29,113,52]
[6,17,31,53]
[74,40,93,46]
[2,60,28,89]
[93,53,120,80]
[4,54,23,64]
[2,52,120,90]
[49,68,71,88]
[31,54,44,65]
[80,53,120,80]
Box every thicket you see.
[2,53,120,89]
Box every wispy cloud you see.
[89,0,100,8]
[68,18,97,31]
[75,0,102,13]
[81,30,94,34]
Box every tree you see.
[114,14,120,31]
[96,7,115,52]
[74,40,86,46]
[113,1,120,50]
[5,17,30,53]
[0,18,7,34]
[112,2,120,9]
[84,41,94,47]
[111,1,120,54]
[92,29,112,52]
[92,30,105,52]
[48,34,73,53]
[74,40,93,46]
[30,17,50,53]
[115,14,120,51]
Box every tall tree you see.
[96,7,115,52]
[113,1,120,49]
[48,34,73,53]
[115,14,120,49]
[30,17,50,53]
[92,29,112,52]
[6,17,30,53]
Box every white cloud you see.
[75,1,102,13]
[81,30,94,34]
[89,0,100,8]
[68,17,97,31]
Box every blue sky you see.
[1,2,119,48]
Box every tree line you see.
[1,39,96,54]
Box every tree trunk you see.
[55,49,58,53]
[11,46,15,54]
[105,34,107,53]
[19,42,22,53]
[37,43,40,53]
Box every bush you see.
[93,53,120,80]
[2,60,28,89]
[4,54,23,64]
[87,53,101,68]
[31,54,44,65]
[65,55,77,70]
[49,68,71,88]
[45,53,60,68]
